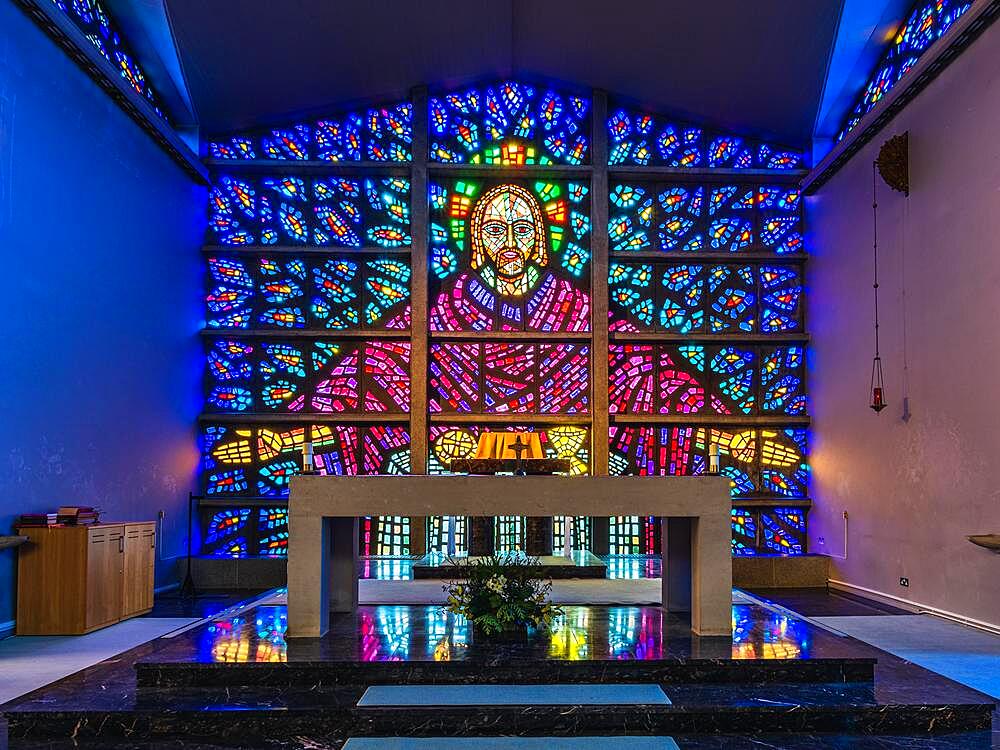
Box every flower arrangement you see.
[443,553,561,638]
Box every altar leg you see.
[330,516,359,613]
[469,516,495,556]
[525,516,553,556]
[661,517,692,613]
[288,515,330,637]
[661,515,731,637]
[691,513,732,636]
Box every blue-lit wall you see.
[0,3,204,628]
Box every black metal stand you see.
[179,491,197,599]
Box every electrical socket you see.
[899,577,909,587]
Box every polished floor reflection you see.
[358,554,663,581]
[3,590,994,749]
[195,603,810,665]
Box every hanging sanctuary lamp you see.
[869,133,909,413]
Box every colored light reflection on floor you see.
[732,604,809,659]
[198,604,810,664]
[203,607,289,663]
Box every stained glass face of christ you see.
[470,184,548,298]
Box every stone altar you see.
[287,475,733,637]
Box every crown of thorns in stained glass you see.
[837,0,972,141]
[430,81,590,165]
[607,108,802,169]
[209,102,413,162]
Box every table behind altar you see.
[287,475,732,637]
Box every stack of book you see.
[15,507,101,528]
[16,513,59,528]
[57,506,100,525]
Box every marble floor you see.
[0,590,996,748]
[0,617,198,705]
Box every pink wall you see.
[807,19,1000,625]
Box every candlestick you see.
[709,443,720,475]
[302,441,314,473]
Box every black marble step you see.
[3,733,996,750]
[136,657,875,688]
[4,683,994,743]
[4,702,992,743]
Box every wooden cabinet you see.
[123,523,156,617]
[16,522,156,635]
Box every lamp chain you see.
[872,161,880,361]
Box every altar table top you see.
[288,474,732,518]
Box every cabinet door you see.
[123,524,156,617]
[86,526,124,630]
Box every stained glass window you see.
[364,516,411,556]
[552,516,592,551]
[608,183,803,255]
[200,423,411,498]
[209,103,413,162]
[609,516,642,555]
[429,179,591,332]
[429,343,589,414]
[495,516,525,552]
[759,506,807,554]
[205,339,411,414]
[607,108,802,169]
[199,80,811,561]
[205,254,411,331]
[429,425,590,477]
[51,0,168,120]
[837,1,972,141]
[201,506,292,558]
[208,175,411,247]
[607,344,807,417]
[609,426,808,500]
[427,515,469,555]
[430,82,590,165]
